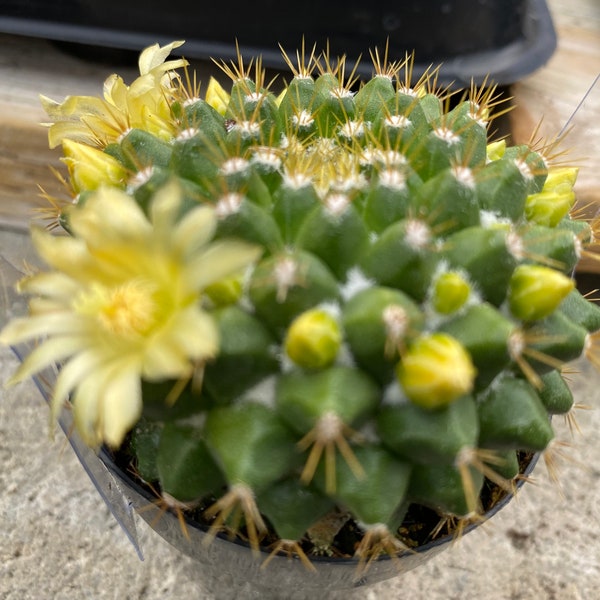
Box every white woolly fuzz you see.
[239,375,278,409]
[116,127,133,144]
[181,96,201,107]
[215,193,243,218]
[292,110,315,129]
[219,157,250,175]
[379,169,407,191]
[506,230,525,260]
[335,342,357,368]
[251,147,282,171]
[340,267,376,301]
[330,87,354,99]
[339,120,366,139]
[377,149,407,168]
[514,157,534,181]
[282,171,312,190]
[452,165,475,189]
[479,210,512,229]
[433,126,460,144]
[127,166,154,191]
[324,193,351,217]
[404,219,431,250]
[232,120,261,138]
[176,127,199,141]
[385,114,411,129]
[381,381,408,407]
[245,91,264,104]
[316,301,343,321]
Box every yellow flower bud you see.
[62,139,126,193]
[205,77,230,116]
[486,140,506,162]
[432,272,471,314]
[204,275,243,306]
[524,167,579,227]
[397,333,476,410]
[274,88,287,107]
[285,308,342,370]
[508,264,574,321]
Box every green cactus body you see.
[295,199,370,280]
[523,310,588,371]
[362,166,421,233]
[202,306,279,404]
[204,402,298,492]
[342,286,424,383]
[249,250,341,334]
[324,444,412,529]
[538,369,574,415]
[214,193,283,252]
[477,376,555,451]
[438,303,515,389]
[257,478,336,542]
[130,420,162,482]
[412,167,480,233]
[521,225,580,274]
[157,423,225,503]
[442,226,518,306]
[560,288,600,332]
[27,42,598,563]
[361,218,439,301]
[408,462,484,518]
[276,366,379,434]
[377,395,479,465]
[121,128,173,171]
[476,158,529,220]
[483,449,520,481]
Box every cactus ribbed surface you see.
[3,41,599,565]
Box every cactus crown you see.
[4,41,600,565]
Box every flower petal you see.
[138,41,185,75]
[186,240,262,290]
[100,363,142,447]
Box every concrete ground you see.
[2,337,600,599]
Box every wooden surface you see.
[0,0,598,265]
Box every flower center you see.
[78,280,158,337]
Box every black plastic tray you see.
[0,0,556,86]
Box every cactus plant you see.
[2,40,599,570]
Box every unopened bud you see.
[508,264,574,321]
[204,275,243,306]
[486,140,506,162]
[285,308,342,369]
[432,271,471,314]
[524,167,578,227]
[396,333,476,409]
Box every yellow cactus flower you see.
[285,308,342,369]
[0,182,261,448]
[524,166,579,227]
[508,264,574,321]
[397,333,476,409]
[205,77,231,116]
[62,139,127,193]
[41,41,187,149]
